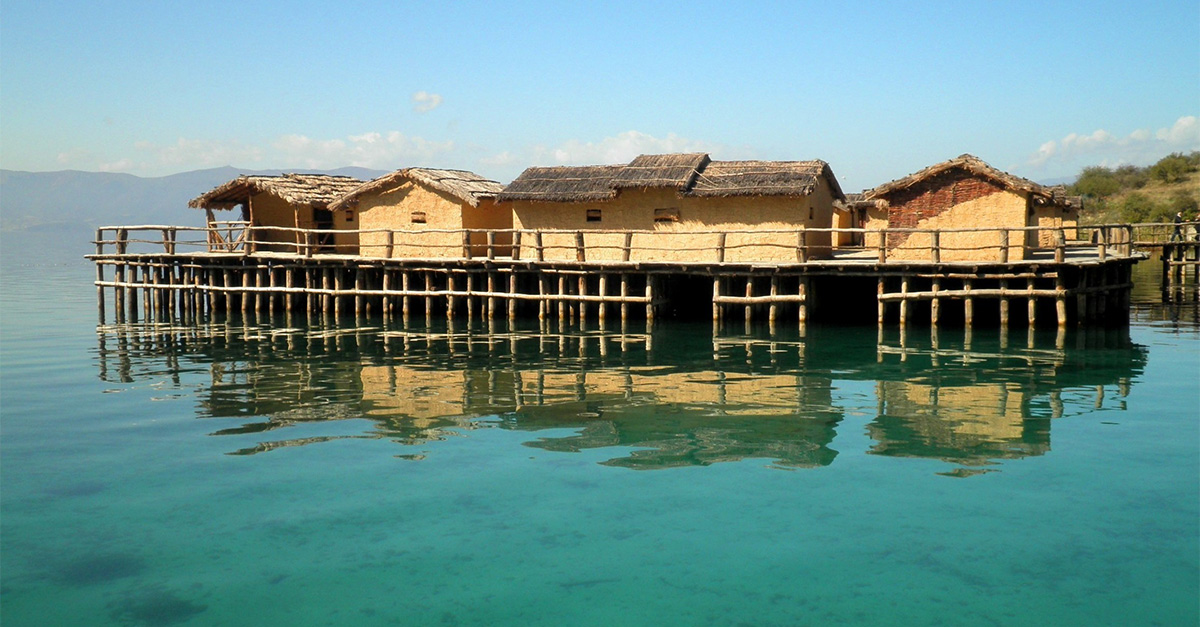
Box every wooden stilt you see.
[963,279,973,329]
[1027,278,1037,327]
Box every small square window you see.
[345,209,355,221]
[654,208,680,223]
[411,211,427,224]
[586,209,602,222]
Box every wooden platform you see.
[88,224,1147,329]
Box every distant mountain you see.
[0,166,389,233]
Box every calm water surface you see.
[1,233,1197,626]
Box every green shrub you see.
[1149,153,1196,184]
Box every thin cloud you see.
[1028,115,1200,170]
[540,130,720,165]
[412,91,444,113]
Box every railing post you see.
[796,230,807,263]
[535,231,544,262]
[717,232,727,263]
[1097,227,1107,260]
[305,231,314,258]
[116,228,128,255]
[1054,228,1065,263]
[462,230,472,259]
[999,229,1009,262]
[575,231,585,262]
[385,231,395,259]
[623,232,633,262]
[243,225,253,256]
[930,231,940,263]
[512,230,522,260]
[487,231,496,260]
[877,229,887,264]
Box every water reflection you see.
[94,317,1147,473]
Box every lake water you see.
[1,232,1197,626]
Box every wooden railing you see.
[93,222,1163,264]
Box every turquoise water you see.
[1,233,1198,626]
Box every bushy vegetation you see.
[1070,152,1200,223]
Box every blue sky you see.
[1,0,1197,191]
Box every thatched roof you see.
[864,154,1053,202]
[839,192,885,211]
[189,174,364,210]
[497,165,625,203]
[329,168,504,211]
[498,154,844,203]
[686,160,843,199]
[612,153,709,189]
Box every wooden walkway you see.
[89,224,1148,330]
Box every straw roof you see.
[612,153,709,189]
[329,168,504,211]
[864,154,1053,201]
[189,174,364,210]
[498,154,844,203]
[497,165,625,203]
[840,192,885,210]
[686,160,843,199]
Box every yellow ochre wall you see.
[881,190,1030,262]
[352,183,512,259]
[1034,205,1080,246]
[247,193,304,253]
[509,181,837,263]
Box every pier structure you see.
[90,223,1143,330]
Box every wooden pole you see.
[768,275,779,325]
[999,279,1009,328]
[963,279,973,328]
[930,231,940,264]
[999,229,1009,263]
[620,274,629,323]
[877,277,886,325]
[745,275,753,325]
[598,274,607,324]
[1027,277,1037,327]
[930,277,940,325]
[712,276,721,323]
[899,275,909,327]
[508,271,518,323]
[798,277,808,326]
[1056,276,1067,327]
[796,231,807,263]
[645,275,655,325]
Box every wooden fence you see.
[94,222,1157,265]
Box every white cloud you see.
[479,151,517,166]
[540,130,719,165]
[411,91,443,113]
[1027,115,1200,170]
[272,131,454,169]
[98,158,135,172]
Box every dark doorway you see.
[314,209,334,253]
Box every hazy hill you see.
[0,166,388,233]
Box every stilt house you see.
[861,154,1079,261]
[328,168,507,258]
[189,174,364,254]
[497,153,845,263]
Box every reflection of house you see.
[868,380,1050,467]
[328,168,508,258]
[861,154,1079,261]
[497,153,845,262]
[189,174,363,253]
[511,371,840,469]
